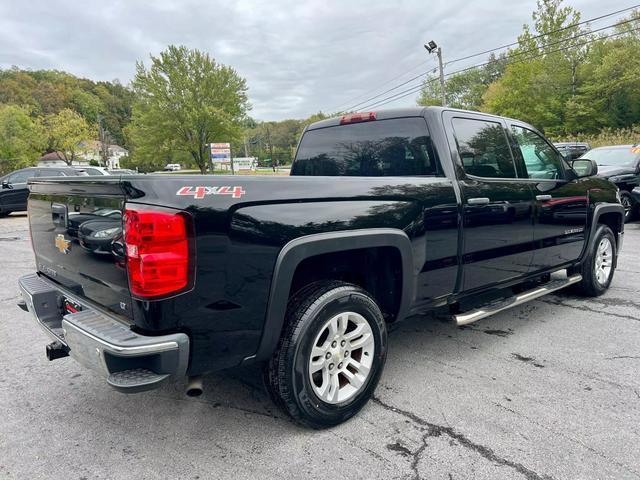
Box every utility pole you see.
[436,47,446,107]
[424,40,446,107]
[265,124,275,172]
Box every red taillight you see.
[124,206,194,299]
[340,112,377,125]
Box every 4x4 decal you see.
[177,186,246,199]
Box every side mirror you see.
[570,159,598,178]
[1,180,10,189]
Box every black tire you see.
[265,281,387,428]
[573,224,616,297]
[620,191,636,223]
[0,210,10,218]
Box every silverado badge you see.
[55,234,71,254]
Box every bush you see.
[554,125,640,148]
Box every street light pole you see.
[424,40,446,107]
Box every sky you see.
[0,0,634,120]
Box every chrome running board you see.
[454,274,582,326]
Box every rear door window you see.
[452,117,517,179]
[38,170,64,177]
[293,117,441,176]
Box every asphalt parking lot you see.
[1,213,639,480]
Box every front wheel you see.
[265,281,387,428]
[572,224,617,296]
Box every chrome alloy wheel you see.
[308,311,375,404]
[622,195,633,219]
[594,237,613,285]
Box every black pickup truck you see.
[18,107,624,428]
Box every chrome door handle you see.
[536,195,552,201]
[467,197,490,205]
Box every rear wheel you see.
[620,191,636,223]
[573,224,616,296]
[265,281,387,428]
[0,211,10,218]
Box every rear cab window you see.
[292,117,442,176]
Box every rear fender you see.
[243,228,414,363]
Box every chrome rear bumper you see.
[18,273,189,393]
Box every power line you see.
[354,16,640,111]
[479,16,638,65]
[340,66,438,113]
[446,3,640,66]
[329,4,640,113]
[357,24,640,111]
[328,58,434,112]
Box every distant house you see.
[36,142,129,169]
[37,151,89,167]
[80,141,128,170]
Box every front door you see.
[445,112,536,293]
[507,123,588,271]
[1,169,35,211]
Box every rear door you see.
[28,178,134,319]
[444,111,536,292]
[507,123,588,271]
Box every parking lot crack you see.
[372,397,554,480]
[541,298,639,322]
[494,403,640,477]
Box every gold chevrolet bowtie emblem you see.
[55,234,71,254]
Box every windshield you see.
[582,147,640,166]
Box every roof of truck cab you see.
[306,106,524,131]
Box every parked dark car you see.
[554,142,591,161]
[579,145,640,222]
[18,107,624,428]
[66,208,122,238]
[0,167,81,216]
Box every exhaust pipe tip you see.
[186,375,203,397]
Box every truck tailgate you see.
[28,178,133,320]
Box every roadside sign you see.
[209,143,231,163]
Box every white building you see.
[37,141,129,170]
[80,141,128,170]
[37,151,88,167]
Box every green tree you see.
[0,68,133,147]
[482,0,588,136]
[44,108,92,164]
[0,105,46,174]
[565,12,640,133]
[418,53,506,109]
[128,45,249,173]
